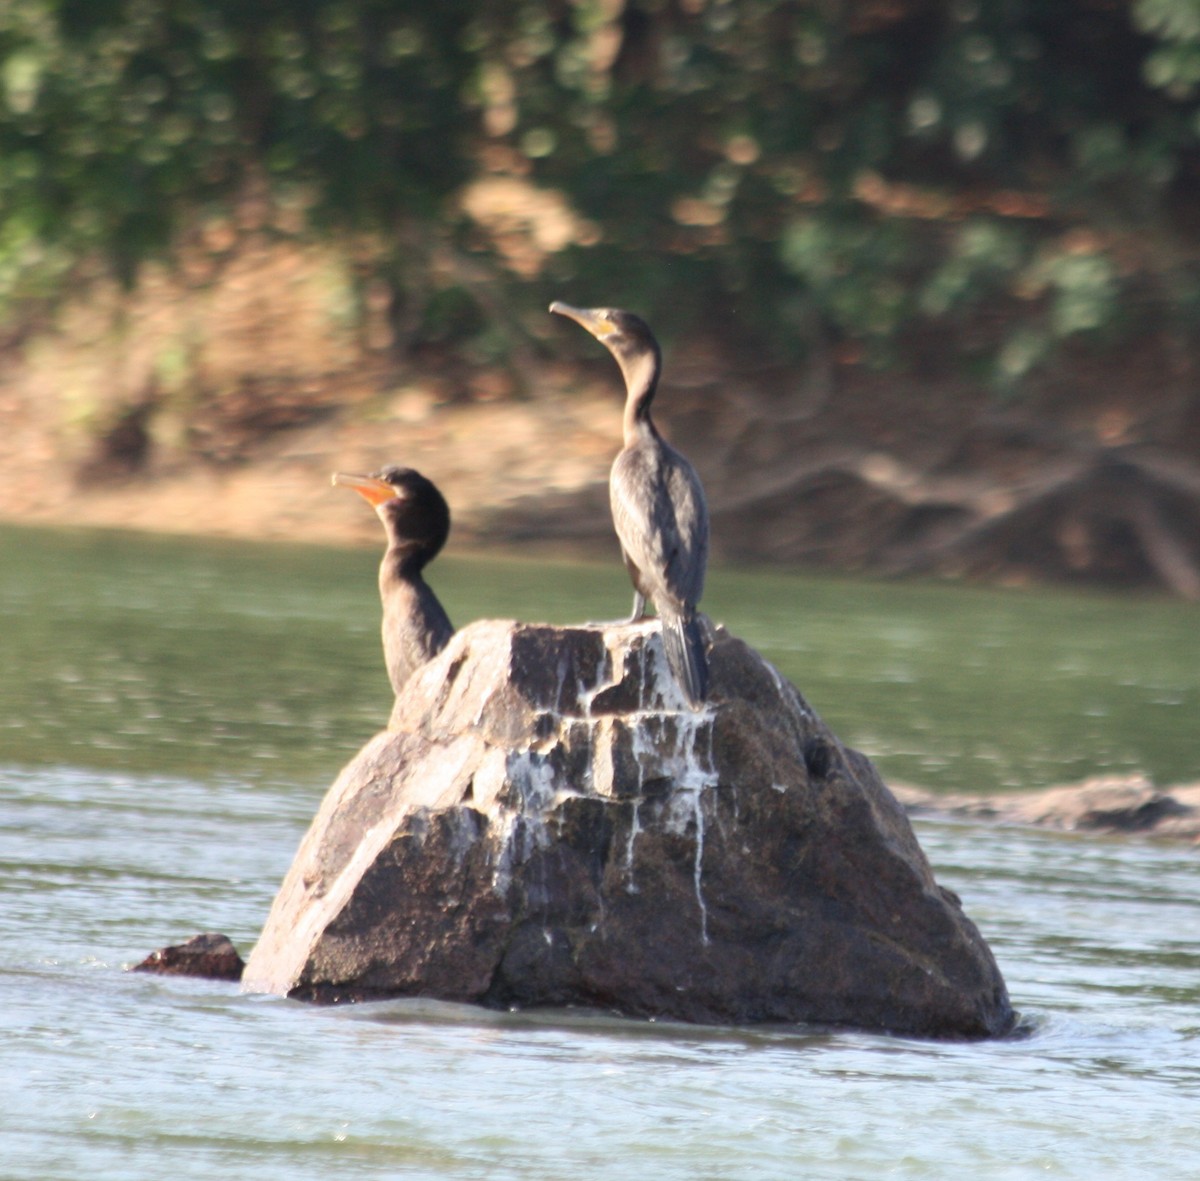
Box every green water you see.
[2,522,1199,1180]
[3,522,1196,795]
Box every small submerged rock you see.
[242,619,1014,1039]
[133,932,245,981]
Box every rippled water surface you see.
[2,523,1199,1180]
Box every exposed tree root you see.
[708,438,1200,598]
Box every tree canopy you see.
[4,0,1200,383]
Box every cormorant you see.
[332,465,454,695]
[550,301,710,706]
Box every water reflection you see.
[2,522,1197,794]
[4,524,1200,1181]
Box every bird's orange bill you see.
[331,472,398,507]
[549,301,614,338]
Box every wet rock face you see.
[242,620,1014,1038]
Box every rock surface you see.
[894,777,1200,841]
[242,619,1014,1038]
[132,932,245,981]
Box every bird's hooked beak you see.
[332,471,402,507]
[549,301,616,341]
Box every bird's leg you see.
[585,589,649,629]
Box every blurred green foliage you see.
[4,0,1200,385]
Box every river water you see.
[2,523,1198,1179]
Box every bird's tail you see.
[661,611,709,707]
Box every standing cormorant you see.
[332,466,454,695]
[550,301,710,706]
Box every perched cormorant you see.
[550,301,710,706]
[332,465,454,695]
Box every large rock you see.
[242,619,1013,1038]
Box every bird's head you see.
[549,301,660,374]
[332,465,450,556]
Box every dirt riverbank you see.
[3,235,1200,594]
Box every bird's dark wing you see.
[662,447,708,605]
[610,441,708,611]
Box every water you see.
[2,523,1199,1179]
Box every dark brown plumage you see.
[333,465,454,695]
[550,301,709,706]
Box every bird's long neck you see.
[619,348,661,447]
[382,540,432,585]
